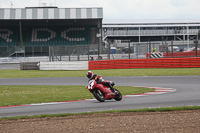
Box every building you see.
[102,19,200,50]
[0,7,103,60]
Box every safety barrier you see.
[149,53,163,58]
[16,57,200,70]
[39,61,88,70]
[146,51,200,58]
[20,62,39,70]
[163,51,200,58]
[89,57,200,70]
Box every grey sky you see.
[1,0,200,19]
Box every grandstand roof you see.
[103,19,200,25]
[0,7,103,20]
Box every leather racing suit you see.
[88,74,115,93]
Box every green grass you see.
[0,85,154,106]
[1,68,200,120]
[0,68,200,78]
[1,106,200,120]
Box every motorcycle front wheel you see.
[92,89,105,102]
[114,88,122,101]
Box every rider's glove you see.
[95,77,100,83]
[95,77,103,84]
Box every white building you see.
[102,19,200,49]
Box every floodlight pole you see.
[171,40,173,58]
[195,34,198,57]
[19,21,23,47]
[97,19,102,59]
[187,26,189,48]
[128,41,131,59]
[149,41,151,58]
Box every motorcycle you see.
[87,79,122,102]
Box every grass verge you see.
[1,106,200,120]
[0,68,200,78]
[0,85,154,106]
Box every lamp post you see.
[162,36,164,52]
[77,39,80,61]
[128,40,130,59]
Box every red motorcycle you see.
[87,79,122,102]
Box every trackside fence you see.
[88,57,200,70]
[36,57,200,70]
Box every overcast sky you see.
[1,0,200,19]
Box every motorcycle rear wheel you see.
[114,88,122,101]
[92,89,105,102]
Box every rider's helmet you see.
[86,71,93,79]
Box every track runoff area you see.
[0,86,175,108]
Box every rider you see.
[86,71,116,93]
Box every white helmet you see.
[86,71,93,79]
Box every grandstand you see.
[0,7,103,59]
[102,19,200,42]
[102,19,200,58]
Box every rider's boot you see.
[109,85,118,95]
[103,81,117,95]
[110,86,115,93]
[106,83,115,92]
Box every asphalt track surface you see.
[0,64,200,118]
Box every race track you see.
[0,75,200,118]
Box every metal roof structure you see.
[103,24,200,28]
[103,19,200,25]
[0,7,103,20]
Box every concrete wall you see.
[39,61,88,70]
